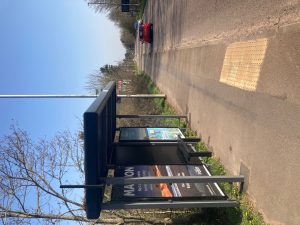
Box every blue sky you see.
[0,0,125,139]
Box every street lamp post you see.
[0,94,166,99]
[87,2,139,6]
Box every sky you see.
[0,0,125,139]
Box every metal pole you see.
[0,94,166,99]
[60,184,105,189]
[0,94,97,99]
[101,200,239,210]
[88,3,139,6]
[88,2,117,5]
[116,115,187,119]
[117,94,166,99]
[114,141,200,145]
[102,175,245,185]
[60,176,244,188]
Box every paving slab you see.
[136,1,300,224]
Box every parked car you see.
[138,21,153,44]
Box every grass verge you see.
[137,0,147,19]
[139,71,265,225]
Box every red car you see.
[139,21,153,44]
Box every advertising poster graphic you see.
[112,165,225,201]
[119,128,184,141]
[147,128,184,140]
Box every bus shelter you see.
[61,81,244,219]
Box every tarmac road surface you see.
[136,1,300,225]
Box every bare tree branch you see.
[0,126,85,224]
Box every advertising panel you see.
[119,127,184,141]
[112,165,225,200]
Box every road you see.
[136,1,300,225]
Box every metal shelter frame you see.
[60,81,244,219]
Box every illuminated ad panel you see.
[119,128,184,141]
[112,165,225,200]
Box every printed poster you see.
[119,127,184,141]
[112,165,225,200]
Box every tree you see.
[86,0,140,15]
[86,61,135,92]
[0,127,107,224]
[86,0,121,13]
[0,126,87,224]
[86,0,137,49]
[0,126,174,224]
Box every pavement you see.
[135,1,300,225]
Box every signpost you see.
[121,0,130,12]
[87,0,139,13]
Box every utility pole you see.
[88,2,119,6]
[0,94,97,99]
[0,94,166,99]
[0,94,98,98]
[87,2,139,6]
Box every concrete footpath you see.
[136,1,300,225]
